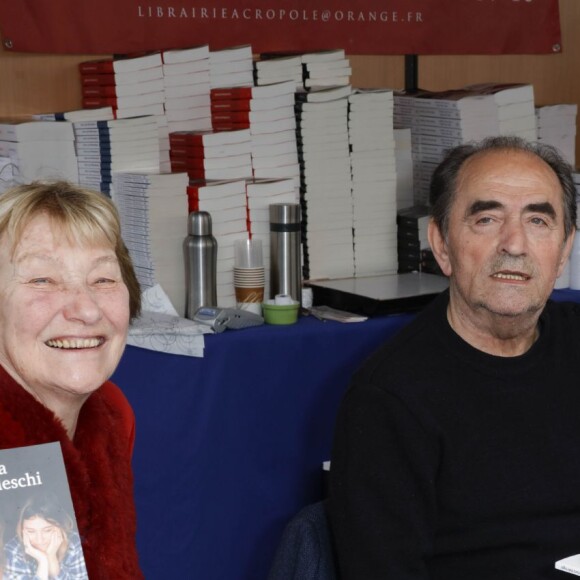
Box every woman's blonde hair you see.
[0,180,141,319]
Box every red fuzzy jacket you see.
[0,365,143,579]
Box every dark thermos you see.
[270,203,302,303]
[184,211,218,319]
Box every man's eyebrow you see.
[465,200,503,217]
[465,200,558,220]
[524,202,557,219]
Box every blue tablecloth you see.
[112,311,414,579]
[111,288,579,579]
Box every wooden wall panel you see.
[0,1,578,161]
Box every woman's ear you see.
[428,218,452,277]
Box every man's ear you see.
[428,218,452,277]
[558,228,576,278]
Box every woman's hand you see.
[22,533,49,580]
[46,528,64,577]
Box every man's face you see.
[430,149,574,331]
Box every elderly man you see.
[328,136,580,579]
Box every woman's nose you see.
[62,286,103,323]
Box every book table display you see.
[112,288,579,579]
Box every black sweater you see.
[328,290,580,579]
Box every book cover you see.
[556,554,580,575]
[0,442,88,579]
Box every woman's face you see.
[0,213,130,405]
[22,516,57,552]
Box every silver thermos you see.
[184,211,217,319]
[270,203,302,303]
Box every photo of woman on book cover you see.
[3,491,88,580]
[0,514,5,579]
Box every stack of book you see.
[112,171,189,315]
[396,88,499,205]
[396,205,431,274]
[536,104,577,165]
[79,53,165,119]
[209,45,254,90]
[0,119,79,184]
[255,49,350,92]
[186,179,249,306]
[253,55,303,88]
[169,129,253,181]
[465,83,537,140]
[75,116,161,195]
[348,89,398,276]
[35,107,115,123]
[395,128,414,210]
[162,45,212,136]
[210,82,300,184]
[245,177,300,297]
[301,49,351,90]
[296,85,354,280]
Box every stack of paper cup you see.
[234,239,264,315]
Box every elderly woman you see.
[0,181,143,578]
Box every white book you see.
[36,107,115,122]
[210,70,254,89]
[165,107,210,122]
[167,119,212,133]
[209,45,253,64]
[211,81,295,100]
[255,66,302,81]
[296,85,352,103]
[164,70,211,87]
[114,66,164,85]
[251,152,298,170]
[162,45,210,64]
[250,116,296,135]
[164,84,211,101]
[113,79,165,98]
[251,129,297,147]
[304,77,351,89]
[0,120,74,142]
[115,102,165,119]
[251,139,297,157]
[113,53,163,73]
[162,59,211,76]
[164,94,211,111]
[301,49,346,63]
[556,554,580,575]
[210,60,253,76]
[255,55,303,69]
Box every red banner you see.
[0,0,561,56]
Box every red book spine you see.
[169,144,204,157]
[79,60,115,74]
[211,121,250,131]
[210,87,253,101]
[211,111,251,124]
[82,85,117,98]
[210,100,252,113]
[82,96,118,109]
[81,73,116,87]
[169,132,204,147]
